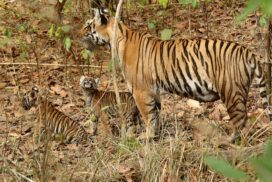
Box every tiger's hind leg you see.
[133,90,161,140]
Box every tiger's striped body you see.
[82,8,272,142]
[80,76,140,137]
[22,87,93,143]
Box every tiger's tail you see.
[253,57,272,121]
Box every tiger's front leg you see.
[133,90,161,140]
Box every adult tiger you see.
[22,87,93,144]
[81,8,272,142]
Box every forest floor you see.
[1,0,272,181]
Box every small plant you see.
[0,27,12,47]
[178,0,199,8]
[117,137,141,155]
[48,23,72,52]
[81,49,91,64]
[160,28,172,40]
[236,0,272,22]
[204,140,272,182]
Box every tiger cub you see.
[22,87,93,143]
[80,76,140,137]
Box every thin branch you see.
[266,19,272,105]
[0,62,106,68]
[111,0,125,138]
[10,169,34,182]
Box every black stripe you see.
[223,42,231,61]
[171,66,182,93]
[195,83,204,96]
[184,59,192,80]
[118,23,123,34]
[172,45,176,66]
[205,40,215,78]
[160,42,171,89]
[177,59,192,95]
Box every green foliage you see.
[204,140,272,182]
[3,28,12,38]
[250,141,272,182]
[236,0,272,22]
[48,24,55,38]
[18,23,26,32]
[259,15,267,27]
[81,49,91,61]
[117,138,141,155]
[158,0,168,8]
[147,20,156,30]
[63,37,71,51]
[138,0,147,6]
[17,40,28,61]
[48,24,72,52]
[0,38,11,48]
[126,0,132,10]
[0,28,12,47]
[178,0,198,8]
[204,156,248,181]
[55,26,63,39]
[108,58,120,72]
[160,28,172,40]
[101,106,110,112]
[61,25,71,33]
[90,114,98,123]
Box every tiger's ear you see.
[94,78,100,85]
[80,76,86,84]
[93,8,101,25]
[93,8,109,25]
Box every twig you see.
[0,62,107,68]
[70,47,84,76]
[55,0,68,21]
[266,19,272,104]
[10,169,34,182]
[203,1,209,38]
[33,49,41,86]
[188,4,191,37]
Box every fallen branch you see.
[0,62,107,68]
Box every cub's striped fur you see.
[80,76,140,137]
[22,87,93,143]
[82,8,272,142]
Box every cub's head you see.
[22,86,39,110]
[80,76,100,91]
[81,8,112,50]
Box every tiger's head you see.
[81,8,119,50]
[80,76,100,91]
[22,86,39,110]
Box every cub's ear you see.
[32,86,39,93]
[80,76,86,84]
[101,7,109,15]
[94,78,100,85]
